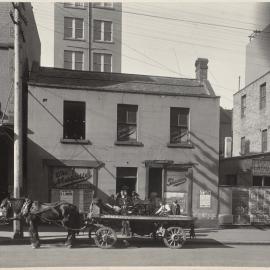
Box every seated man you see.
[154,200,171,216]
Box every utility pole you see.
[11,2,23,239]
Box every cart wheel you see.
[94,226,117,249]
[163,227,186,249]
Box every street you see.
[0,237,269,267]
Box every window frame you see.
[64,17,84,40]
[63,100,86,141]
[93,2,114,9]
[117,104,138,142]
[240,136,246,155]
[93,20,113,42]
[93,53,112,72]
[262,129,268,153]
[64,50,84,70]
[64,2,86,9]
[260,83,266,110]
[169,107,190,145]
[241,94,246,118]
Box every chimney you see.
[195,58,208,82]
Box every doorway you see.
[148,168,163,198]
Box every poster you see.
[199,190,211,208]
[165,169,189,192]
[60,190,73,204]
[52,167,94,188]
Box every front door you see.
[148,168,163,198]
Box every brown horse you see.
[0,197,83,248]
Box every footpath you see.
[1,224,270,246]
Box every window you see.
[94,20,112,42]
[64,17,84,39]
[260,83,266,109]
[262,129,267,152]
[64,2,85,8]
[253,176,270,186]
[253,176,263,186]
[93,2,114,8]
[63,101,85,140]
[64,51,84,70]
[170,108,189,144]
[93,53,112,72]
[241,136,246,155]
[117,104,138,142]
[116,167,137,196]
[241,94,246,118]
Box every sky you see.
[31,1,270,109]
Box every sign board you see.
[165,170,188,192]
[252,159,270,176]
[60,190,73,204]
[52,167,93,188]
[199,190,211,208]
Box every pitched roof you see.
[29,66,217,98]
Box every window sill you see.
[93,40,114,44]
[92,6,115,10]
[63,38,86,42]
[64,6,87,10]
[167,142,194,148]
[114,140,144,147]
[60,138,92,145]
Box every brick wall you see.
[233,72,270,156]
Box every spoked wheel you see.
[163,227,186,249]
[94,226,117,249]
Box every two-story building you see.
[26,58,220,226]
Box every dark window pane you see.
[94,20,102,41]
[170,126,188,144]
[64,17,73,38]
[75,19,83,39]
[63,101,85,139]
[253,176,263,186]
[117,124,137,141]
[104,21,112,41]
[64,51,72,69]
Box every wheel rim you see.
[96,228,116,247]
[165,227,185,248]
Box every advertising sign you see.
[165,169,189,192]
[52,167,93,188]
[252,159,270,176]
[199,190,211,208]
[60,190,73,204]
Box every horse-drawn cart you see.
[88,213,194,249]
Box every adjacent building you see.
[0,2,40,201]
[27,58,220,226]
[219,53,270,225]
[54,2,122,72]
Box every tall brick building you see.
[219,33,270,225]
[0,2,40,200]
[54,2,122,72]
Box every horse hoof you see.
[31,244,40,249]
[67,244,73,248]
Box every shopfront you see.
[145,161,193,215]
[219,154,270,225]
[45,160,102,213]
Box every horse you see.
[0,197,84,248]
